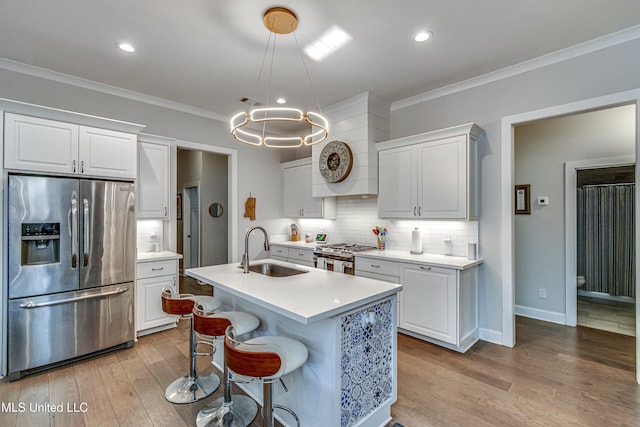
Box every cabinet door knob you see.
[80,160,85,174]
[418,206,422,216]
[413,206,417,216]
[72,160,77,173]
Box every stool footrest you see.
[273,404,300,427]
[165,373,220,404]
[196,394,257,427]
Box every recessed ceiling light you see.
[414,31,432,42]
[117,42,135,53]
[276,97,286,104]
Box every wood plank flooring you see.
[0,316,638,426]
[577,295,636,336]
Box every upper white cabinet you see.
[377,123,483,220]
[282,158,336,219]
[137,139,170,219]
[4,113,137,179]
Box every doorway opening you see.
[574,165,635,336]
[182,184,200,269]
[502,89,640,383]
[176,147,230,276]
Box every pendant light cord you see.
[292,31,323,115]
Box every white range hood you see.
[311,92,389,197]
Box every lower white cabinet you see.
[355,259,401,326]
[400,265,457,344]
[270,244,315,267]
[136,258,179,336]
[355,252,480,353]
[399,263,478,352]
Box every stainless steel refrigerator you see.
[7,174,135,380]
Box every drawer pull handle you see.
[420,266,431,271]
[151,267,165,271]
[297,253,304,256]
[371,264,381,268]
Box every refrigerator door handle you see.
[83,199,90,267]
[71,198,78,268]
[18,286,129,309]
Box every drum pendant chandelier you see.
[230,7,329,148]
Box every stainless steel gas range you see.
[313,243,377,275]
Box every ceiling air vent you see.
[239,97,263,106]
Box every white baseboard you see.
[479,327,503,345]
[515,304,566,325]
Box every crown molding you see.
[391,24,640,112]
[0,58,227,122]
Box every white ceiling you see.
[1,0,640,119]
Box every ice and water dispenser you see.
[21,222,60,265]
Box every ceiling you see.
[1,0,640,120]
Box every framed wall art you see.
[514,184,530,214]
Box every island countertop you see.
[186,259,402,325]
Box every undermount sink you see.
[244,263,309,277]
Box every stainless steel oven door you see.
[315,256,354,274]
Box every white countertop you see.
[137,251,183,262]
[186,259,402,324]
[355,249,483,270]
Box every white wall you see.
[201,151,228,265]
[514,105,636,315]
[389,37,640,337]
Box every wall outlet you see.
[538,288,547,299]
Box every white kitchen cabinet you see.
[4,112,137,179]
[78,126,137,179]
[399,263,478,352]
[282,158,336,219]
[400,265,457,344]
[137,140,170,219]
[356,258,401,326]
[377,123,482,220]
[356,251,480,352]
[270,243,316,267]
[136,258,179,336]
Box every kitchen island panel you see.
[209,289,397,427]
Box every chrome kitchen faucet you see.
[241,226,270,273]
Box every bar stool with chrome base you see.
[192,304,261,427]
[161,289,223,404]
[224,326,308,427]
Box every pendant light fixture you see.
[230,7,329,148]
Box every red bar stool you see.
[192,305,261,427]
[224,326,308,427]
[161,289,223,404]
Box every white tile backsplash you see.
[288,196,478,257]
[137,220,164,254]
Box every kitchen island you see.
[186,259,402,427]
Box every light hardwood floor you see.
[0,317,638,426]
[577,295,636,336]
